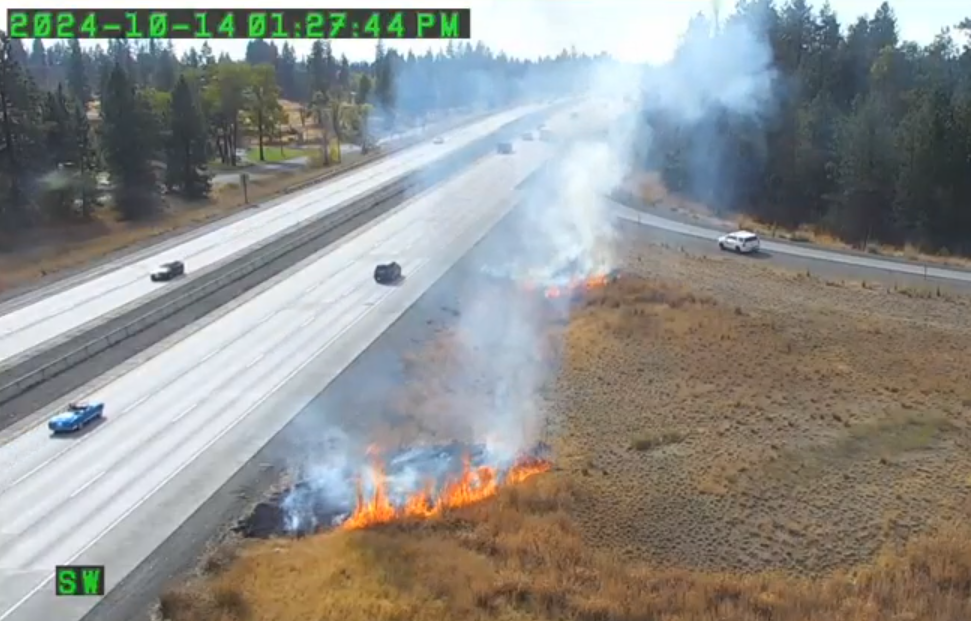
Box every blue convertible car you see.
[48,402,104,434]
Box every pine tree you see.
[100,63,158,219]
[66,39,90,104]
[373,41,397,126]
[166,75,210,198]
[338,54,351,92]
[308,41,328,101]
[72,100,98,219]
[40,85,75,220]
[0,33,44,222]
[356,74,372,105]
[156,46,177,92]
[28,39,47,88]
[199,42,215,66]
[277,43,297,100]
[827,95,897,245]
[43,84,71,165]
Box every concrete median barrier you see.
[0,104,564,409]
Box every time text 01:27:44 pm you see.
[6,8,472,39]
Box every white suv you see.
[718,231,760,254]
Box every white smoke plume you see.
[274,5,780,531]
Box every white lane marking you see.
[0,302,362,620]
[0,106,536,356]
[245,353,265,369]
[68,471,105,499]
[305,283,319,293]
[198,349,219,365]
[3,265,327,488]
[6,451,62,490]
[124,395,148,412]
[171,403,198,423]
[2,337,224,491]
[300,316,315,328]
[0,110,561,618]
[5,389,153,488]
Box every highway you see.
[0,102,551,371]
[6,102,961,621]
[610,202,971,285]
[0,105,585,621]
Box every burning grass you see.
[235,442,553,539]
[165,474,971,621]
[342,450,552,530]
[168,239,971,620]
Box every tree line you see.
[642,0,971,255]
[0,35,592,233]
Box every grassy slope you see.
[164,238,971,621]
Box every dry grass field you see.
[161,237,971,621]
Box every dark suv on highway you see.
[150,260,185,282]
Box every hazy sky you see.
[2,0,968,65]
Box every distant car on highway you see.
[433,136,444,144]
[718,231,761,254]
[374,261,402,285]
[48,401,104,434]
[539,129,554,142]
[522,132,534,141]
[497,141,514,154]
[150,260,185,282]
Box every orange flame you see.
[543,273,612,299]
[341,453,552,530]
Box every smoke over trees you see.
[640,0,971,255]
[0,35,594,238]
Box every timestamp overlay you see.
[7,8,471,40]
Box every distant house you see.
[86,100,102,128]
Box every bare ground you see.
[161,234,971,621]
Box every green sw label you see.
[55,565,106,596]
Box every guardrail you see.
[0,104,566,408]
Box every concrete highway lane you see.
[0,102,552,371]
[610,202,971,285]
[0,107,585,621]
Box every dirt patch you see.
[163,238,971,620]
